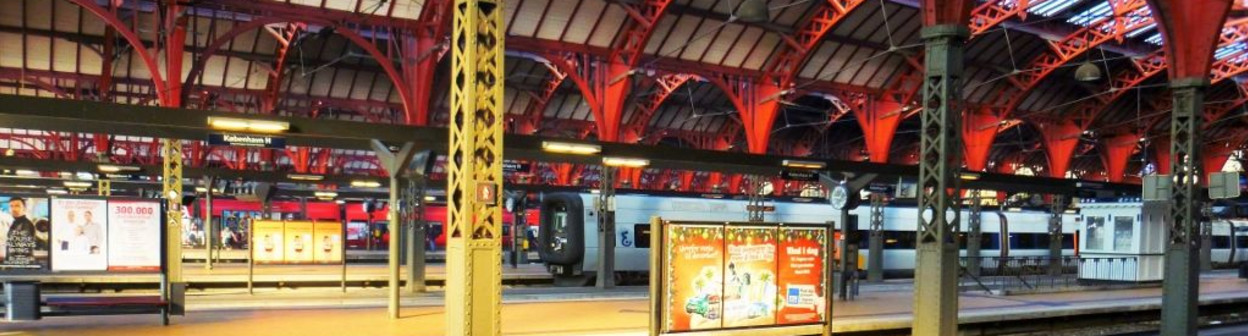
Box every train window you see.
[882,231,916,250]
[1238,236,1248,248]
[1112,217,1134,252]
[982,233,1000,250]
[1213,236,1232,249]
[634,224,651,248]
[1063,234,1075,249]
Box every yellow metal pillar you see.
[446,0,505,334]
[97,179,111,196]
[162,139,184,283]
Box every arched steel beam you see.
[67,0,169,104]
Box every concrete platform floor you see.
[0,263,552,285]
[4,272,1247,335]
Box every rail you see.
[959,256,1139,294]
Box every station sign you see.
[780,170,819,182]
[207,133,286,149]
[502,160,531,173]
[745,205,776,212]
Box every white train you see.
[536,192,1083,284]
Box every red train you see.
[187,199,539,251]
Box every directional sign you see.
[780,170,820,181]
[502,160,531,173]
[208,133,286,149]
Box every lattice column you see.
[747,175,766,222]
[914,24,966,336]
[97,179,111,196]
[446,0,505,333]
[161,139,184,284]
[596,166,616,288]
[967,189,982,277]
[1049,195,1065,276]
[1162,79,1206,336]
[867,193,885,282]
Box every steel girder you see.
[1099,133,1142,182]
[619,74,695,143]
[510,63,567,135]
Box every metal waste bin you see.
[4,281,40,321]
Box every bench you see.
[44,295,171,325]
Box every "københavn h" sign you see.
[207,133,287,149]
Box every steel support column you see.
[596,166,616,288]
[406,177,428,293]
[446,0,505,334]
[1049,195,1065,276]
[372,141,418,320]
[1201,205,1213,271]
[967,189,983,277]
[1162,78,1207,336]
[914,24,967,336]
[867,193,885,282]
[747,175,766,222]
[203,177,215,270]
[162,139,184,284]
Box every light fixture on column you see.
[1074,62,1102,82]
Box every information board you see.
[106,200,162,271]
[51,198,108,271]
[723,226,778,327]
[283,220,315,263]
[313,221,343,263]
[776,227,827,324]
[252,220,285,263]
[0,196,50,270]
[666,224,725,332]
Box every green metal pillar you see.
[596,166,616,288]
[967,190,982,277]
[867,193,884,282]
[1161,78,1206,336]
[914,24,966,336]
[406,177,427,293]
[1049,195,1065,276]
[747,175,766,222]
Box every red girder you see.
[260,23,305,113]
[67,0,170,105]
[611,0,676,66]
[764,0,867,85]
[620,74,695,143]
[543,52,630,142]
[1148,0,1236,79]
[968,0,1049,36]
[705,75,782,154]
[512,63,567,135]
[922,0,976,26]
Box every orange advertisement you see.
[313,221,343,264]
[722,226,778,328]
[252,220,284,264]
[665,224,725,332]
[283,221,316,263]
[776,227,827,325]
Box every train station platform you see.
[0,263,552,288]
[5,271,1247,335]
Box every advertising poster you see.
[722,226,778,328]
[252,220,285,263]
[776,227,827,325]
[51,198,108,271]
[313,221,343,264]
[107,200,163,271]
[284,220,315,263]
[665,224,725,332]
[0,196,51,270]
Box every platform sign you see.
[50,198,108,271]
[780,170,819,182]
[665,224,725,331]
[313,221,343,264]
[722,226,778,328]
[207,133,286,149]
[0,196,50,271]
[777,227,827,325]
[106,200,162,272]
[655,219,830,336]
[283,220,315,263]
[252,220,285,264]
[502,160,531,173]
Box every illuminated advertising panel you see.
[51,198,108,271]
[722,226,777,328]
[777,227,827,324]
[0,196,50,271]
[313,221,343,264]
[665,224,724,332]
[283,220,315,263]
[106,200,162,271]
[252,220,285,263]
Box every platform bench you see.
[44,295,171,325]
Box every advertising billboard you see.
[722,226,778,328]
[106,200,163,272]
[252,220,285,263]
[50,198,108,271]
[777,227,827,325]
[0,196,51,271]
[313,221,343,264]
[665,224,725,332]
[283,220,315,263]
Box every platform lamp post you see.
[403,150,437,294]
[371,140,418,320]
[914,22,967,336]
[597,164,617,289]
[967,189,983,277]
[1049,195,1065,276]
[446,0,506,332]
[867,193,885,282]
